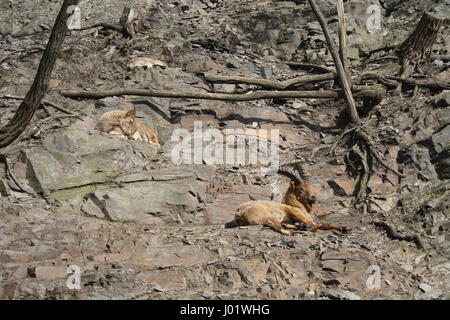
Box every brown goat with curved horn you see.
[228,164,346,235]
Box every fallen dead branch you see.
[374,221,425,249]
[0,94,79,116]
[285,62,336,74]
[24,115,81,140]
[362,73,450,90]
[387,76,450,90]
[0,46,46,65]
[60,87,384,101]
[71,22,124,33]
[204,73,336,90]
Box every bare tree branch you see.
[204,73,336,89]
[60,87,384,101]
[0,0,81,149]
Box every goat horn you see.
[292,163,310,181]
[277,166,303,183]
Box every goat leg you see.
[286,207,319,229]
[282,223,298,230]
[265,218,293,235]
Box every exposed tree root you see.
[352,144,370,200]
[373,221,425,249]
[308,0,398,205]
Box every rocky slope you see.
[0,0,449,299]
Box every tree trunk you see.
[0,0,80,149]
[336,0,350,82]
[398,12,444,76]
[120,7,143,38]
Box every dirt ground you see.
[0,0,449,300]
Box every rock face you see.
[26,127,158,198]
[0,0,449,301]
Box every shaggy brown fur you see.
[232,166,346,235]
[96,107,159,146]
[131,121,159,146]
[128,57,168,70]
[96,108,137,137]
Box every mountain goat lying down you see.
[95,106,159,146]
[227,164,347,235]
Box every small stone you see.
[202,291,215,299]
[339,290,361,300]
[419,283,432,293]
[152,285,165,292]
[422,289,443,299]
[433,59,444,67]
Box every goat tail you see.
[224,220,238,228]
[225,208,244,228]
